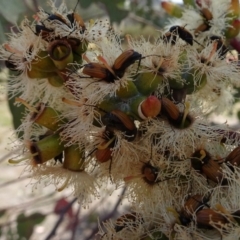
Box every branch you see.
[45,198,77,240]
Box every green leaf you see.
[101,1,128,23]
[7,80,25,138]
[183,0,196,7]
[0,209,6,218]
[0,0,27,24]
[79,0,92,8]
[17,212,46,239]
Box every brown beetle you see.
[225,146,240,169]
[179,193,210,226]
[82,49,142,83]
[161,97,181,123]
[191,149,227,185]
[196,209,229,229]
[209,36,228,59]
[163,26,193,45]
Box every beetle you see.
[209,36,228,59]
[81,49,142,83]
[35,0,85,40]
[191,149,227,185]
[225,146,240,171]
[179,193,211,226]
[163,25,194,45]
[196,208,229,230]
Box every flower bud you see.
[27,69,56,79]
[31,51,57,72]
[63,145,85,171]
[135,72,163,95]
[29,133,65,165]
[116,81,138,99]
[30,103,64,131]
[182,69,207,94]
[138,96,161,119]
[48,40,73,70]
[48,74,64,87]
[225,19,240,39]
[161,1,183,18]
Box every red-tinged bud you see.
[230,37,240,52]
[139,96,161,119]
[225,19,240,39]
[161,1,183,18]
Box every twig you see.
[0,175,30,188]
[45,198,77,240]
[70,204,81,240]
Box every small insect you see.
[163,25,194,45]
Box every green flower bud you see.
[31,51,57,72]
[30,103,64,131]
[116,81,139,99]
[48,40,73,70]
[134,72,163,95]
[48,73,64,87]
[63,145,85,171]
[182,69,207,94]
[27,69,56,79]
[29,133,65,165]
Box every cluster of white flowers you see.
[2,0,240,239]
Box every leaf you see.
[100,0,128,23]
[0,0,27,24]
[79,0,92,8]
[17,212,46,239]
[183,0,196,7]
[0,209,6,218]
[7,82,25,137]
